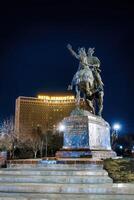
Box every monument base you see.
[91,150,117,159]
[56,108,117,160]
[56,149,116,159]
[56,148,92,158]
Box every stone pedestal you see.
[56,108,116,159]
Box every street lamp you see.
[111,123,121,149]
[113,123,121,131]
[119,145,123,150]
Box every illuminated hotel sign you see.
[38,95,75,101]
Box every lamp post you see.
[113,124,121,132]
[111,123,121,149]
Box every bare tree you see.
[38,129,53,158]
[31,126,50,159]
[29,134,40,159]
[0,116,17,159]
[38,135,45,158]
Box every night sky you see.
[0,0,134,133]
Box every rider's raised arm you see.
[67,44,79,60]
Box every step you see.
[0,169,108,176]
[0,193,133,200]
[7,163,103,170]
[0,175,113,184]
[0,183,133,194]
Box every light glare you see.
[113,123,121,131]
[58,124,65,132]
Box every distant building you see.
[15,93,76,135]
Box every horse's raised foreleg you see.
[86,99,95,114]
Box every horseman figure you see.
[67,44,104,116]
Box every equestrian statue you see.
[67,44,104,116]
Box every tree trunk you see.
[40,148,43,158]
[45,135,48,158]
[9,150,12,159]
[34,151,37,158]
[39,141,44,158]
[12,150,15,159]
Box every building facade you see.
[15,94,76,135]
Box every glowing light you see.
[38,95,75,101]
[117,183,125,188]
[119,145,123,149]
[58,124,65,132]
[113,123,121,131]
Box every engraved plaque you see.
[63,116,89,148]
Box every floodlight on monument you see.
[58,123,65,132]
